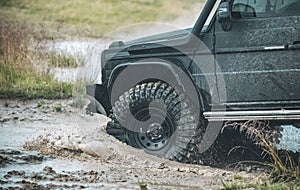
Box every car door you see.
[214,0,300,110]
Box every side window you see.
[232,0,300,19]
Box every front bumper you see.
[86,84,109,116]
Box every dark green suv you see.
[87,0,300,163]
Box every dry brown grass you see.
[224,120,300,188]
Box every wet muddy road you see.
[0,99,266,189]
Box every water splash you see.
[277,125,300,153]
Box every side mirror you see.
[217,2,232,31]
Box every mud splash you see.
[277,125,300,153]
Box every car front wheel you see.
[106,82,205,164]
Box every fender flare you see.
[107,61,206,112]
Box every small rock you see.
[3,174,11,179]
[78,141,113,157]
[0,118,9,122]
[90,170,98,175]
[158,163,168,169]
[246,166,253,173]
[43,166,56,174]
[144,161,149,165]
[189,169,198,174]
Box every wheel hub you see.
[147,123,164,141]
[137,121,171,151]
[130,102,176,151]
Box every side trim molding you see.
[204,110,300,121]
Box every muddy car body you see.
[87,0,300,162]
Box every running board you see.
[203,110,300,121]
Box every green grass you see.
[0,20,73,99]
[233,175,243,180]
[0,61,73,99]
[48,53,83,68]
[138,181,148,190]
[53,103,63,112]
[0,0,203,39]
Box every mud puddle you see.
[0,149,134,189]
[0,99,266,189]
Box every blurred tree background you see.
[0,0,203,39]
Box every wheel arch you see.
[107,61,206,112]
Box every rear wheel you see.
[107,82,205,163]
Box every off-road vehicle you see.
[86,0,300,163]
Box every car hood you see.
[109,28,192,49]
[125,28,192,45]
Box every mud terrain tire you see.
[106,82,205,164]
